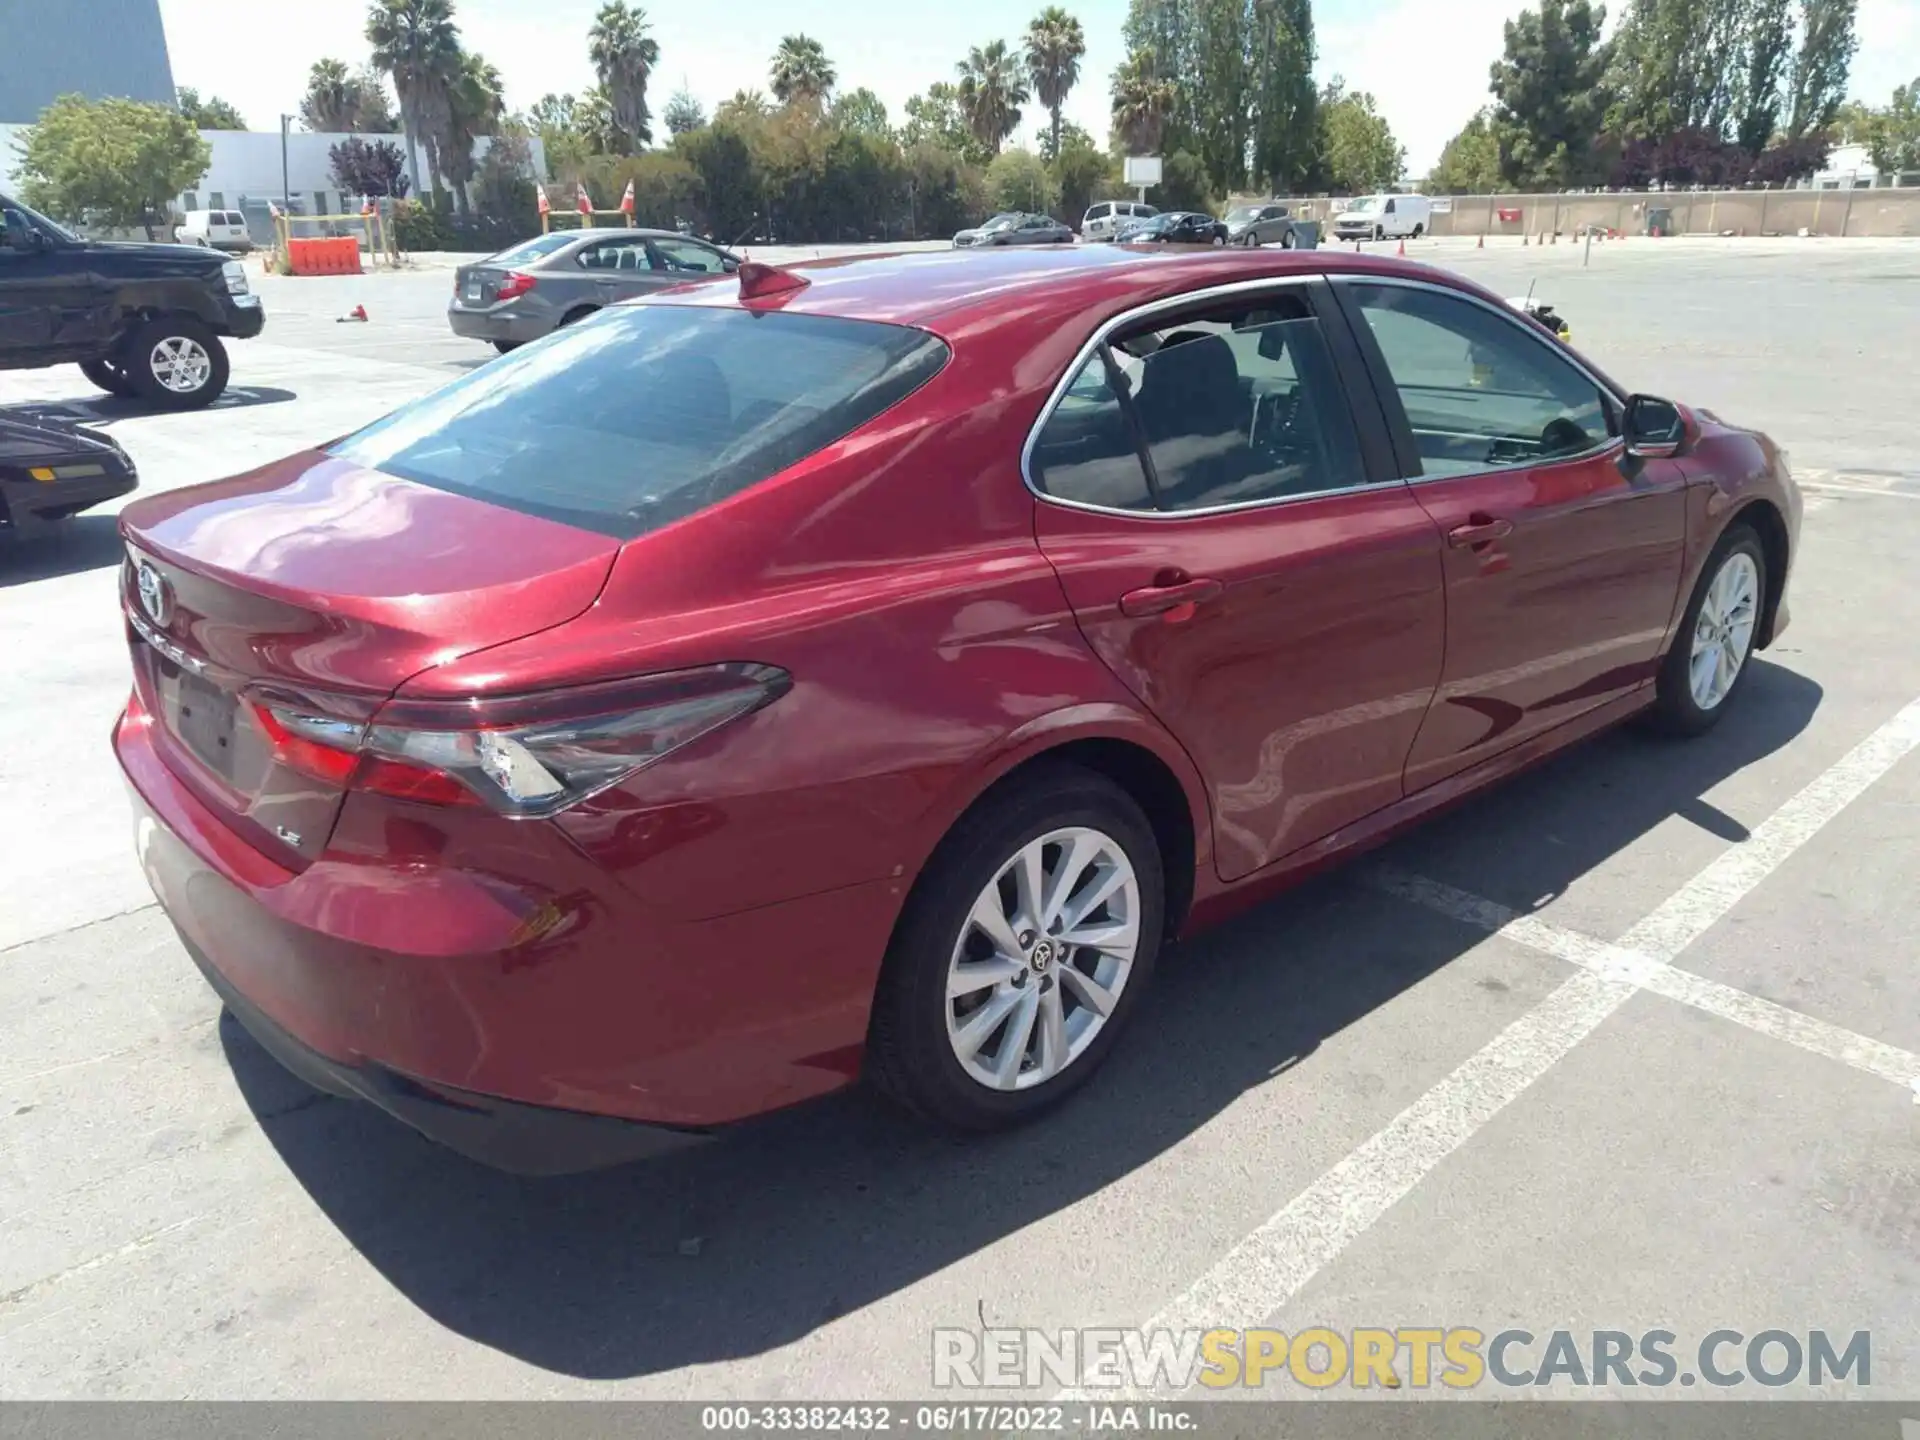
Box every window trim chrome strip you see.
[1018,273,1401,522]
[1019,270,1635,521]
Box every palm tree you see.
[301,59,361,132]
[956,40,1030,157]
[366,0,462,200]
[769,35,836,108]
[1024,7,1086,160]
[588,1,660,152]
[440,51,505,215]
[1110,49,1174,155]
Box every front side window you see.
[331,306,949,539]
[651,238,727,273]
[1030,291,1370,514]
[1348,283,1610,477]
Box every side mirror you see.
[1624,394,1685,459]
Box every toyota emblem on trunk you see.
[136,561,173,626]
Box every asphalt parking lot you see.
[1,236,1916,1401]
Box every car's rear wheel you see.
[1211,233,1226,246]
[80,358,137,398]
[557,305,598,328]
[1649,524,1767,735]
[491,340,522,354]
[1413,223,1425,239]
[868,764,1164,1130]
[123,316,229,410]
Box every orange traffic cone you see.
[1396,237,1406,257]
[337,304,368,323]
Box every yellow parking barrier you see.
[542,208,634,233]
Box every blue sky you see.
[158,0,1918,178]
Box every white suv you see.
[1082,200,1158,241]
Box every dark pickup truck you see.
[1,192,264,409]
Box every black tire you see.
[1373,225,1385,241]
[1280,229,1297,249]
[1648,524,1767,736]
[491,340,522,354]
[557,305,598,328]
[1412,223,1425,239]
[80,358,137,397]
[122,316,229,410]
[867,764,1166,1131]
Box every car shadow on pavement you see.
[225,658,1822,1382]
[0,386,298,428]
[0,514,126,587]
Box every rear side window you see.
[330,305,950,539]
[1087,203,1111,220]
[490,232,578,266]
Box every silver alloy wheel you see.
[149,336,213,394]
[1689,550,1760,710]
[944,825,1141,1092]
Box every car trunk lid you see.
[118,451,620,865]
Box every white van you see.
[1330,193,1432,243]
[176,209,254,252]
[1082,199,1158,241]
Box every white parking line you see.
[1370,868,1920,1090]
[1067,693,1920,1401]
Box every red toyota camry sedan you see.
[114,245,1800,1172]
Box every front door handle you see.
[1119,577,1224,618]
[1447,515,1514,548]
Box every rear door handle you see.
[1447,516,1514,547]
[1119,577,1224,618]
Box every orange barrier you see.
[285,236,364,276]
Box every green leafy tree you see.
[770,35,836,108]
[1317,77,1404,192]
[177,87,247,130]
[440,50,505,214]
[1050,129,1116,219]
[530,93,591,180]
[1785,0,1858,139]
[905,141,986,238]
[903,82,979,158]
[1122,0,1199,152]
[1189,0,1252,192]
[664,89,706,135]
[589,1,661,152]
[985,147,1057,213]
[1250,0,1318,193]
[1488,0,1612,188]
[301,59,361,131]
[353,67,402,132]
[958,40,1031,157]
[366,0,463,202]
[329,135,411,196]
[1024,7,1087,163]
[1858,77,1920,174]
[1731,0,1794,152]
[831,87,890,137]
[1429,108,1506,190]
[472,120,537,222]
[16,95,211,239]
[715,89,773,124]
[1110,48,1175,154]
[1155,147,1215,211]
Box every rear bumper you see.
[184,927,706,1174]
[447,303,552,344]
[115,693,898,1163]
[1,466,137,526]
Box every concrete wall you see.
[0,0,175,124]
[1415,188,1920,239]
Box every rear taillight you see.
[495,270,537,302]
[253,665,788,819]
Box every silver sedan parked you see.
[447,228,743,352]
[951,212,1074,248]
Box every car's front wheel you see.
[80,358,137,398]
[123,316,230,410]
[1650,524,1767,735]
[868,764,1164,1130]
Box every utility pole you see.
[280,115,293,213]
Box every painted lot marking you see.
[1065,694,1920,1402]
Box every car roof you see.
[650,244,1556,346]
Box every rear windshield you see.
[488,232,579,266]
[329,304,950,539]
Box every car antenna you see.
[737,260,810,301]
